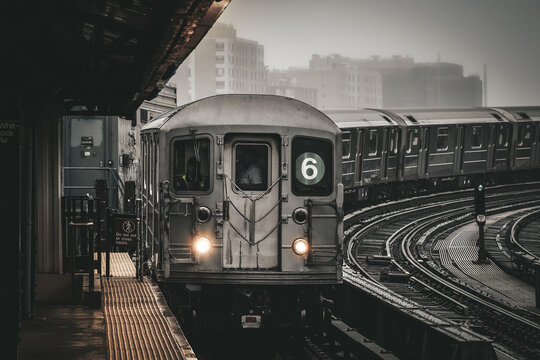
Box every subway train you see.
[325,107,540,203]
[140,94,539,331]
[140,94,344,332]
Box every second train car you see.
[324,107,540,202]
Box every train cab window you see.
[342,131,351,159]
[173,138,210,192]
[472,126,482,148]
[498,125,508,146]
[368,130,378,156]
[436,127,449,151]
[235,144,269,191]
[292,136,333,196]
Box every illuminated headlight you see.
[194,236,212,255]
[292,208,308,224]
[292,238,309,256]
[195,206,212,223]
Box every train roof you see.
[384,108,509,125]
[141,94,340,135]
[492,107,540,123]
[323,109,402,128]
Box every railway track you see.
[344,182,540,359]
[511,208,540,259]
[167,182,540,360]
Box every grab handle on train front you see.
[336,183,344,219]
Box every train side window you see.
[292,136,333,196]
[368,130,378,156]
[173,138,211,192]
[472,126,482,148]
[436,127,449,151]
[406,130,413,153]
[389,130,399,154]
[517,125,530,146]
[235,143,269,191]
[498,125,508,146]
[342,131,351,159]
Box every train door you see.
[532,124,539,167]
[537,124,540,167]
[381,128,389,180]
[493,124,510,171]
[454,126,465,173]
[486,125,495,171]
[341,130,355,188]
[515,123,533,169]
[403,127,420,180]
[355,129,363,186]
[418,127,430,177]
[430,126,454,177]
[222,136,280,269]
[386,128,399,181]
[361,128,381,184]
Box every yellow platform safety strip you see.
[101,252,196,360]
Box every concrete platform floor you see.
[19,305,106,360]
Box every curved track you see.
[344,182,540,359]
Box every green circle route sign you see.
[295,152,325,185]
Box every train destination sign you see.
[295,152,325,185]
[113,214,139,247]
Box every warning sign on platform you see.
[113,214,139,247]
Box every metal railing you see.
[63,166,125,211]
[62,195,103,303]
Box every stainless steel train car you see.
[323,107,540,202]
[140,94,343,330]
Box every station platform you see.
[20,253,196,360]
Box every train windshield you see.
[234,143,269,191]
[172,138,210,192]
[292,136,333,196]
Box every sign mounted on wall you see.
[113,214,139,248]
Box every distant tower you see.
[483,63,487,107]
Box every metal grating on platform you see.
[101,252,137,278]
[102,253,195,360]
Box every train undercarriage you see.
[160,283,328,338]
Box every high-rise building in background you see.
[171,23,482,109]
[266,70,318,107]
[378,62,482,108]
[267,55,384,109]
[171,23,266,105]
[270,54,482,109]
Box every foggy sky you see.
[218,0,540,106]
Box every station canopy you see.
[3,0,229,117]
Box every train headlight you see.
[195,206,212,223]
[292,208,308,224]
[193,236,212,255]
[292,238,309,256]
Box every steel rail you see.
[400,207,540,332]
[510,207,540,259]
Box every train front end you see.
[141,95,343,330]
